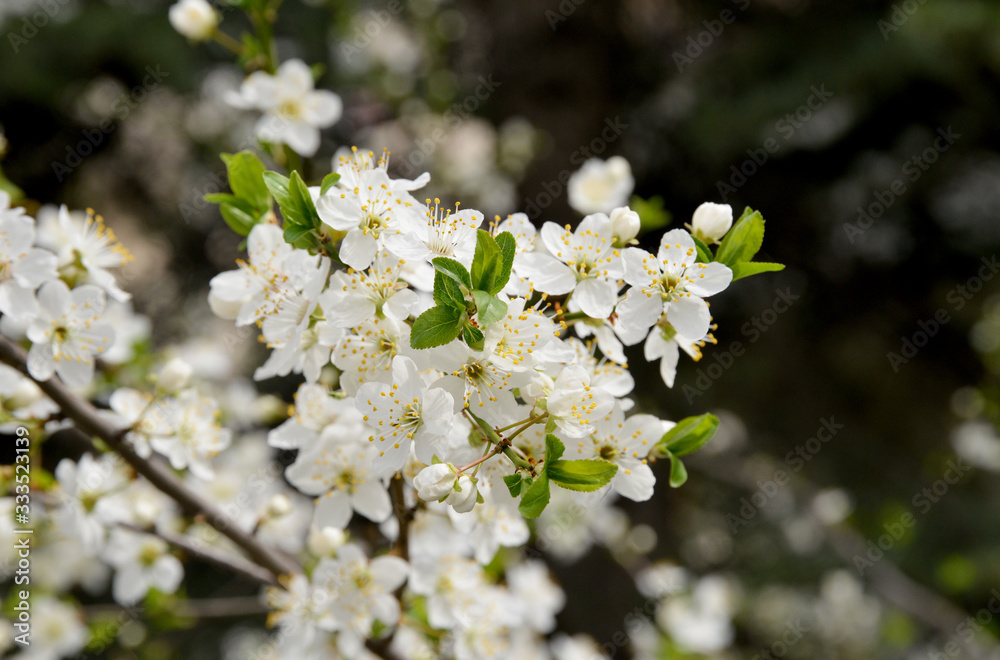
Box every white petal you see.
[315,490,353,529]
[574,277,617,319]
[658,229,697,269]
[613,459,656,502]
[666,295,711,339]
[351,479,392,523]
[616,288,662,332]
[338,230,378,270]
[685,262,733,298]
[516,252,575,295]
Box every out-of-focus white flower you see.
[567,156,634,215]
[168,0,219,41]
[20,597,88,660]
[227,59,342,157]
[951,420,1000,471]
[26,281,114,388]
[157,357,193,392]
[658,574,737,654]
[307,526,348,557]
[103,528,184,605]
[0,205,57,321]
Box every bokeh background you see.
[3,0,1000,657]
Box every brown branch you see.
[0,336,300,583]
[388,475,413,561]
[119,522,278,587]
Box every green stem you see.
[211,29,244,56]
[465,410,535,473]
[505,412,548,443]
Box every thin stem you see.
[211,29,245,56]
[505,412,548,443]
[464,410,535,474]
[0,336,300,583]
[457,444,502,474]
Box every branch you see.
[388,475,413,562]
[0,336,300,583]
[119,522,278,587]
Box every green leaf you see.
[691,234,714,264]
[471,229,504,294]
[658,413,719,457]
[518,472,550,518]
[668,452,688,488]
[503,473,527,498]
[495,231,516,291]
[731,261,785,281]
[432,257,472,291]
[218,203,257,237]
[472,290,507,327]
[630,195,672,236]
[283,223,319,249]
[463,323,485,351]
[320,172,341,196]
[410,306,465,349]
[544,433,565,463]
[548,459,618,492]
[221,151,270,209]
[434,270,467,310]
[262,171,294,215]
[288,171,322,230]
[715,207,764,267]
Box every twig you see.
[0,336,300,583]
[119,522,278,587]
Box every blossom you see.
[285,435,392,528]
[687,202,733,244]
[25,281,114,388]
[643,322,706,388]
[55,207,133,302]
[18,597,88,660]
[567,156,634,215]
[543,365,614,439]
[565,402,666,502]
[102,528,184,605]
[608,206,641,247]
[148,390,232,479]
[506,560,566,633]
[413,463,458,501]
[324,250,417,328]
[617,228,732,338]
[517,213,624,319]
[268,382,366,452]
[53,453,130,554]
[316,167,423,270]
[0,205,57,320]
[157,357,193,392]
[227,59,342,157]
[356,356,455,475]
[168,0,219,41]
[447,475,479,513]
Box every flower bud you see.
[158,358,193,392]
[446,475,478,513]
[413,463,457,502]
[307,526,347,556]
[690,202,733,244]
[609,206,641,246]
[265,493,292,518]
[168,0,219,41]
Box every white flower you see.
[495,212,538,296]
[285,435,392,528]
[0,206,57,320]
[643,323,705,388]
[56,206,133,302]
[208,223,325,327]
[332,316,410,396]
[383,200,482,267]
[157,357,193,392]
[316,167,423,270]
[413,463,458,501]
[687,202,733,244]
[357,356,455,475]
[544,365,614,439]
[517,213,624,319]
[307,526,348,556]
[658,574,736,654]
[268,382,366,452]
[19,597,88,660]
[618,228,732,338]
[566,403,665,502]
[168,0,219,41]
[227,59,342,157]
[53,453,129,554]
[506,560,566,633]
[449,501,529,564]
[312,544,409,644]
[567,156,634,215]
[102,528,184,605]
[324,250,417,327]
[447,475,479,513]
[25,281,114,388]
[609,206,641,246]
[148,390,232,479]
